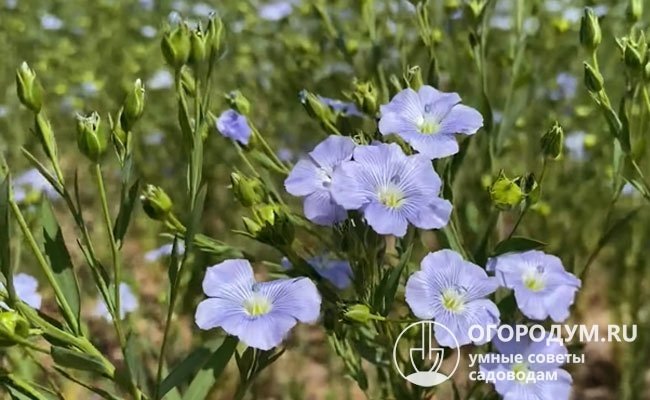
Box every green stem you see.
[93,164,141,400]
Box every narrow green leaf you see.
[376,244,412,315]
[492,236,546,256]
[50,347,109,376]
[40,200,81,333]
[159,340,223,398]
[53,367,121,400]
[0,175,12,296]
[113,179,140,245]
[182,336,238,400]
[125,334,148,392]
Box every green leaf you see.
[182,336,238,400]
[50,347,109,376]
[53,367,121,400]
[492,236,546,256]
[40,200,81,333]
[1,375,53,400]
[159,340,223,398]
[0,175,12,291]
[113,179,140,246]
[375,244,412,315]
[125,334,148,392]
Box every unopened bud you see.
[349,79,378,116]
[16,62,43,113]
[161,22,191,69]
[343,304,385,324]
[189,27,208,64]
[404,65,424,90]
[206,15,224,57]
[583,62,603,93]
[489,171,524,210]
[231,172,266,207]
[121,79,145,131]
[541,121,564,160]
[0,311,29,347]
[627,0,642,23]
[300,90,336,124]
[76,112,108,163]
[249,204,295,247]
[140,184,173,221]
[580,8,602,53]
[226,90,251,116]
[624,45,644,73]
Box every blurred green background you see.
[1,0,649,398]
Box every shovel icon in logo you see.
[393,321,460,387]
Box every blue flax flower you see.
[258,1,293,21]
[317,95,363,117]
[281,255,352,290]
[0,273,42,310]
[195,259,321,350]
[285,135,356,225]
[378,86,483,159]
[13,169,59,203]
[488,251,580,322]
[331,143,452,237]
[144,242,185,263]
[216,109,252,145]
[479,333,572,400]
[405,250,499,346]
[93,283,138,321]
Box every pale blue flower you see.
[405,250,499,347]
[277,148,294,162]
[281,255,353,290]
[379,86,483,159]
[550,73,577,101]
[144,242,185,263]
[147,69,174,90]
[216,110,252,145]
[258,1,293,21]
[488,251,580,322]
[480,333,573,399]
[93,283,138,321]
[285,135,356,225]
[140,25,157,38]
[41,14,64,31]
[564,131,587,161]
[13,169,58,203]
[0,273,42,310]
[317,96,363,117]
[331,143,452,237]
[192,3,214,16]
[195,259,321,350]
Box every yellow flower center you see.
[523,265,546,292]
[244,295,272,317]
[419,119,440,135]
[441,288,465,313]
[512,362,530,382]
[378,186,405,209]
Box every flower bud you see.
[627,0,642,23]
[76,112,108,163]
[15,62,43,113]
[349,79,378,116]
[248,204,295,247]
[34,113,57,161]
[343,304,385,324]
[624,45,644,73]
[583,62,603,93]
[579,8,601,53]
[140,184,173,221]
[161,22,191,69]
[121,79,145,131]
[225,90,251,116]
[206,15,224,57]
[404,65,424,90]
[300,90,337,128]
[515,173,540,204]
[540,121,564,160]
[189,27,208,64]
[0,311,30,347]
[489,171,524,210]
[230,172,266,207]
